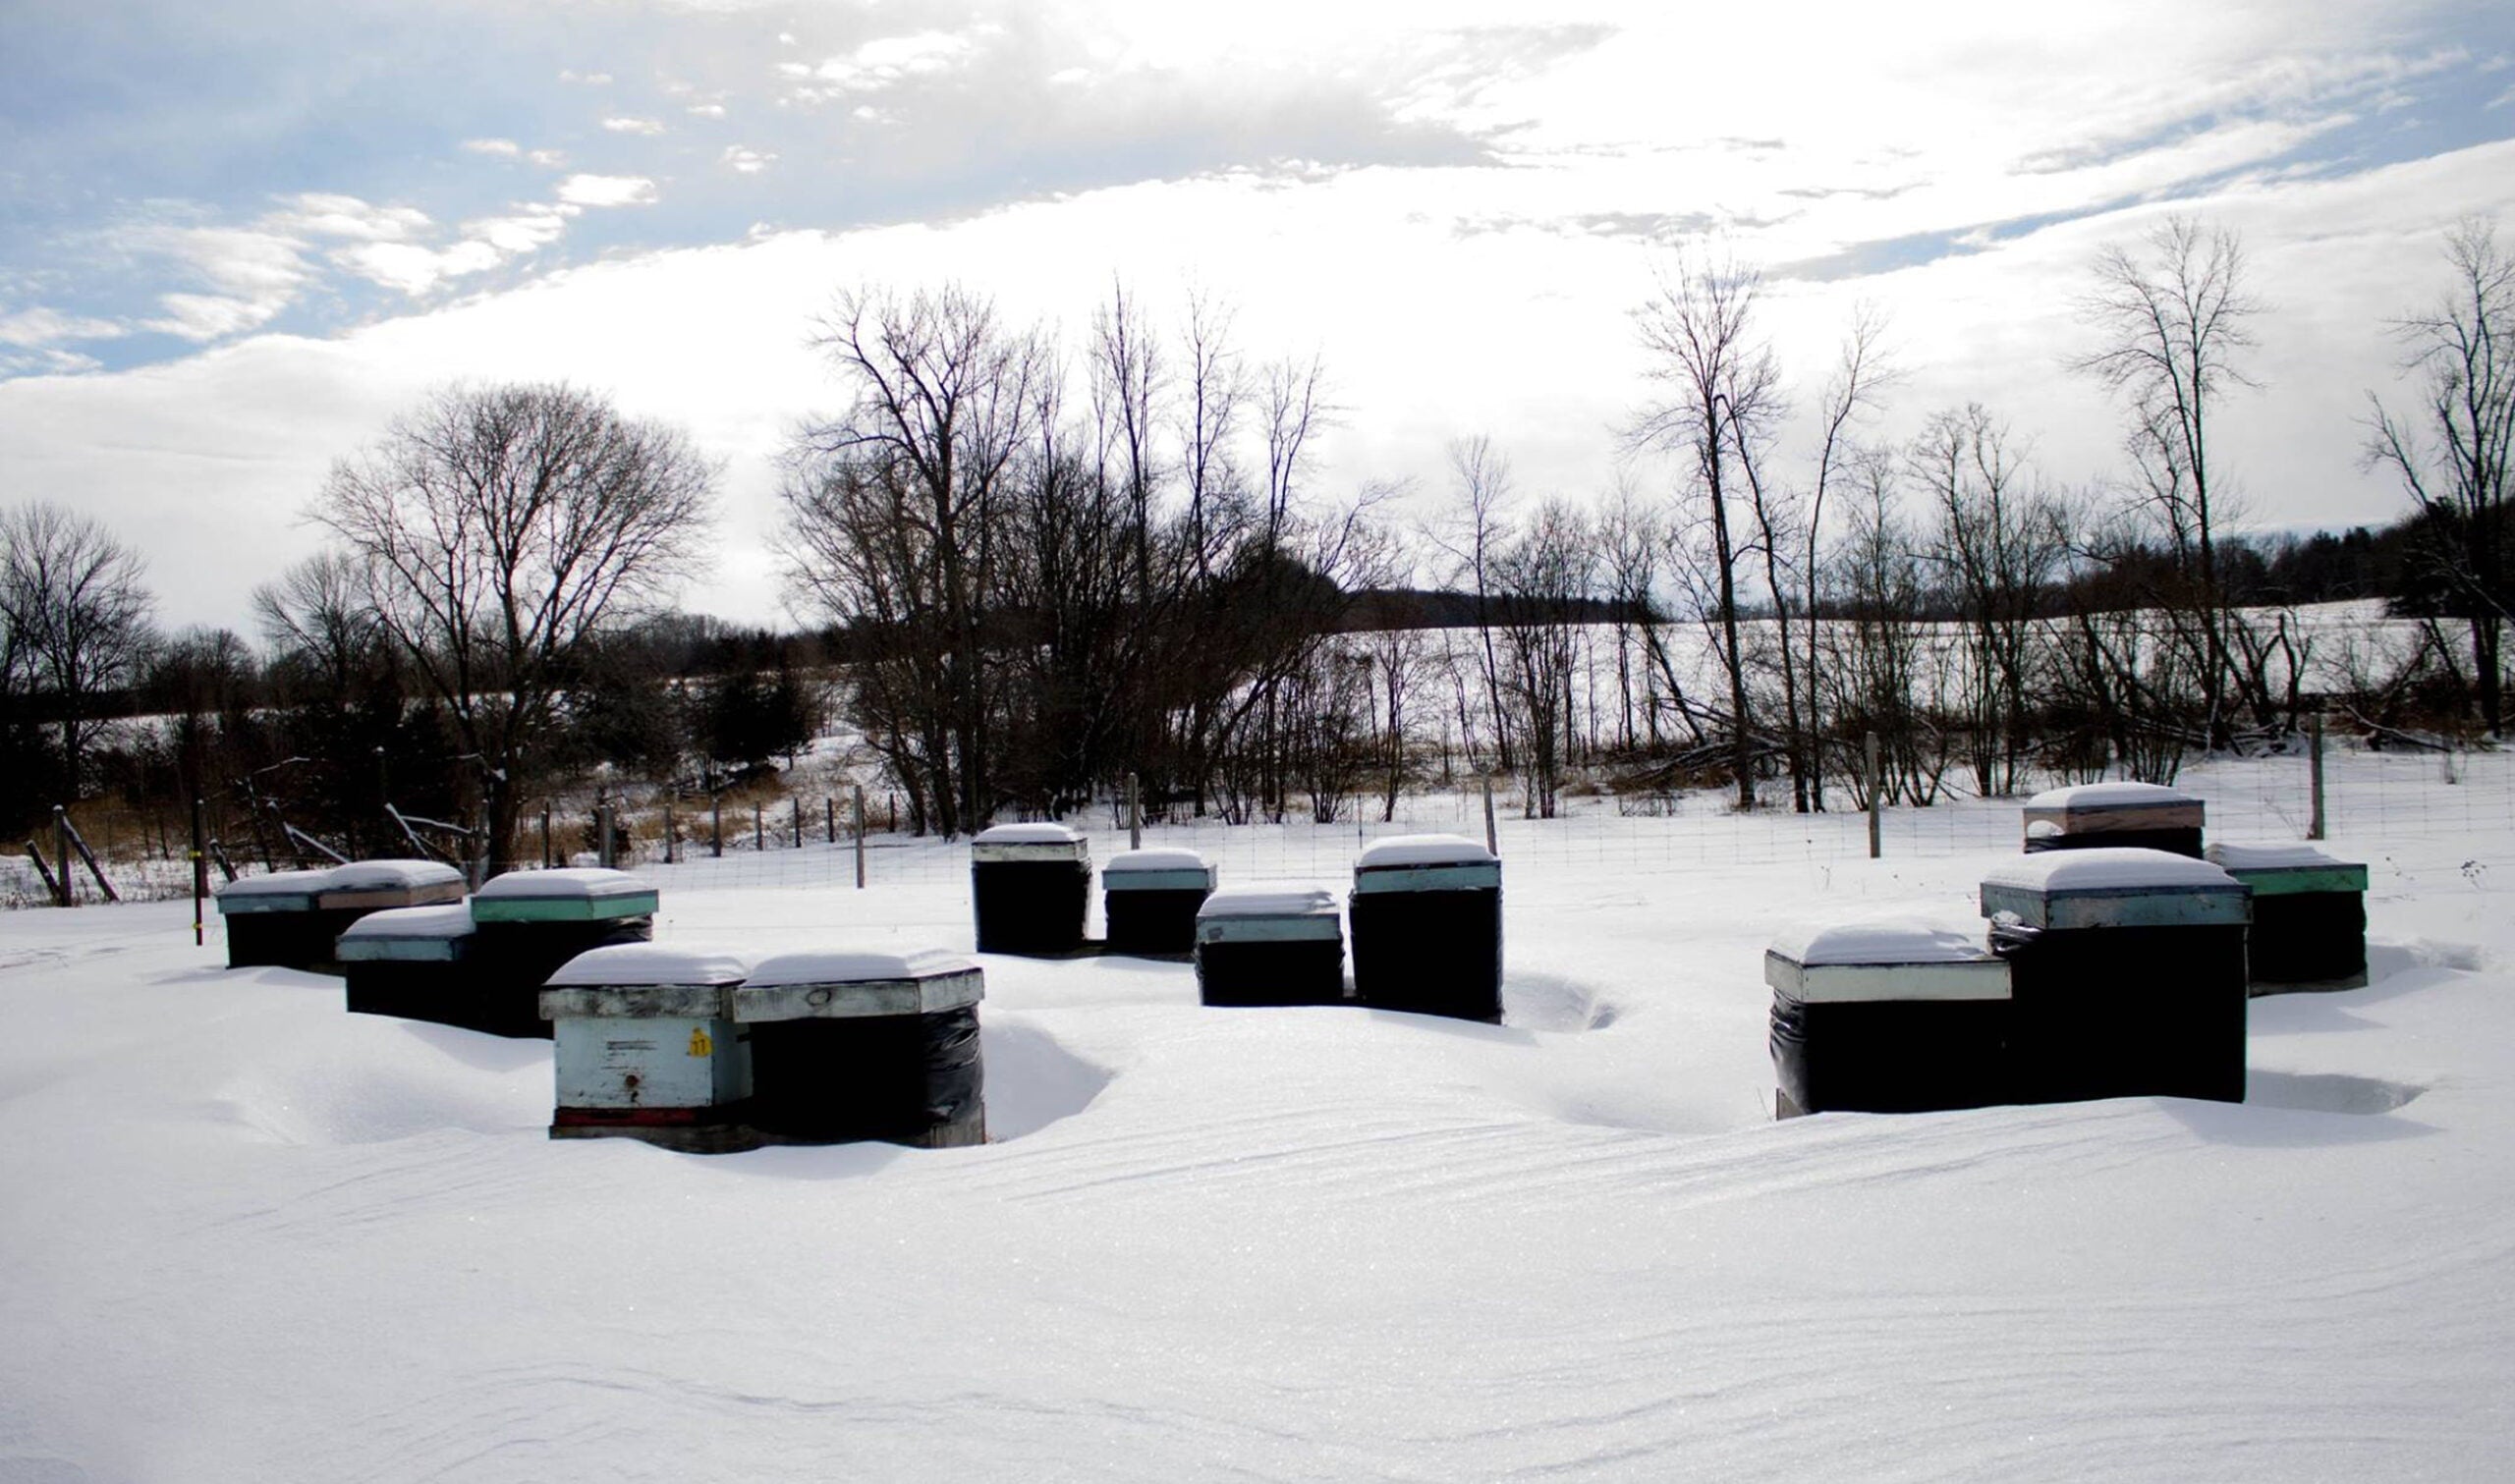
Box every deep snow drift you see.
[2,756,2511,1481]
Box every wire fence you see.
[8,742,2513,911]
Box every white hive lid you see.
[744,948,978,986]
[338,903,475,940]
[323,858,465,893]
[974,822,1084,845]
[1982,847,2239,894]
[1768,914,1994,966]
[1357,834,1497,869]
[1198,887,1339,919]
[474,867,653,901]
[543,943,751,987]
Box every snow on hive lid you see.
[470,867,658,922]
[1103,848,1210,872]
[743,947,978,987]
[2205,841,2368,895]
[1768,914,1995,967]
[1199,887,1340,918]
[736,947,984,1019]
[1981,848,2247,929]
[974,823,1083,845]
[322,859,465,893]
[338,903,475,940]
[1357,834,1497,869]
[214,868,332,909]
[2024,781,2200,809]
[473,867,653,901]
[216,867,333,895]
[543,942,751,988]
[971,822,1090,862]
[2206,842,2346,870]
[1981,848,2237,894]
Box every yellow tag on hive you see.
[687,1026,713,1058]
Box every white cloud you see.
[471,206,576,254]
[603,116,667,135]
[722,146,775,175]
[688,102,728,119]
[787,27,990,101]
[0,307,127,350]
[559,69,614,85]
[332,239,505,295]
[270,193,431,243]
[556,174,660,207]
[462,137,523,157]
[527,148,569,168]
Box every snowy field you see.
[4,755,2513,1480]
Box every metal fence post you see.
[1128,772,1143,852]
[1866,731,1882,859]
[792,796,804,849]
[192,795,208,946]
[754,803,764,852]
[1481,777,1498,856]
[2308,711,2326,841]
[711,797,723,857]
[854,786,866,889]
[54,806,73,907]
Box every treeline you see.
[4,215,2506,868]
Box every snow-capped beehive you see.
[1765,916,2013,1118]
[1100,848,1216,957]
[2020,781,2206,857]
[970,823,1091,955]
[213,868,341,970]
[734,949,987,1148]
[1195,887,1347,1008]
[540,943,754,1153]
[2206,842,2370,991]
[468,868,660,1040]
[1349,834,1503,1023]
[337,903,478,1030]
[1979,848,2249,1104]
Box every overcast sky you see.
[4,0,2513,632]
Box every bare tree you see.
[2366,215,2515,734]
[1490,499,1594,818]
[1798,304,1895,807]
[0,501,157,795]
[1631,248,1772,807]
[312,382,716,874]
[792,284,1042,836]
[1432,435,1517,772]
[1593,481,1664,751]
[1912,405,2064,796]
[2076,215,2262,746]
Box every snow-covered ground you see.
[3,755,2511,1480]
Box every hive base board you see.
[2250,971,2372,996]
[747,1106,988,1150]
[549,1105,761,1154]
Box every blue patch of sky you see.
[4,0,1514,377]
